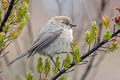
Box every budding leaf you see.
[102,16,110,28]
[37,57,43,74]
[0,40,5,48]
[53,56,61,74]
[107,41,118,52]
[16,2,28,22]
[1,0,8,10]
[116,21,120,27]
[2,22,10,31]
[91,21,98,37]
[85,31,92,44]
[26,71,35,80]
[44,58,50,76]
[25,13,30,20]
[0,32,6,48]
[112,41,117,48]
[24,0,30,3]
[17,18,27,32]
[9,29,19,40]
[0,8,2,22]
[63,53,71,69]
[8,12,15,22]
[104,29,111,40]
[43,77,48,80]
[0,32,5,41]
[71,41,81,63]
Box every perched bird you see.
[8,16,77,65]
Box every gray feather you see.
[28,29,63,57]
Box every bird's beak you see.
[70,24,77,27]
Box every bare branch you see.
[51,29,120,80]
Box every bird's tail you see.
[8,51,31,65]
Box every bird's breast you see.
[42,29,73,57]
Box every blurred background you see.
[1,0,120,80]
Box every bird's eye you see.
[62,22,69,25]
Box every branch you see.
[81,0,110,79]
[0,0,15,32]
[51,29,120,80]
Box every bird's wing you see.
[8,29,63,65]
[27,29,63,57]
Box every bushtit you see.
[8,16,77,65]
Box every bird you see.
[8,16,77,65]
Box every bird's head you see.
[50,16,77,29]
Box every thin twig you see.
[113,24,116,33]
[77,62,88,65]
[97,49,107,52]
[101,46,109,48]
[0,51,9,58]
[65,69,75,73]
[88,53,97,57]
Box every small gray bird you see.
[8,16,76,65]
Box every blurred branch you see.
[0,0,15,32]
[56,0,61,16]
[51,28,120,80]
[27,0,34,72]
